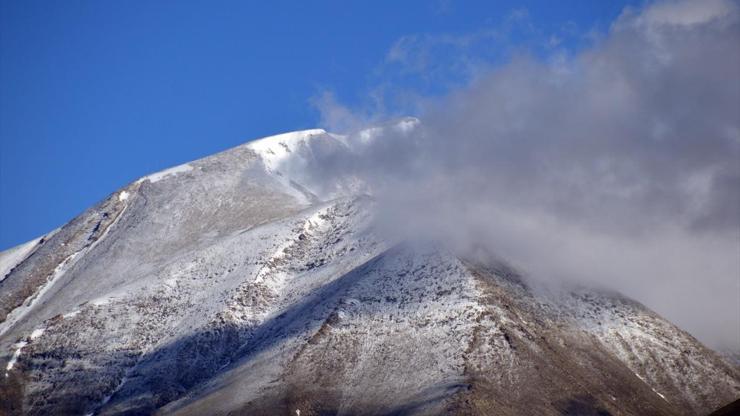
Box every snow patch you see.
[118,191,130,201]
[0,252,80,338]
[30,328,45,340]
[633,372,669,402]
[0,236,44,282]
[253,239,293,285]
[137,164,193,184]
[3,191,132,335]
[247,129,326,173]
[91,296,114,307]
[247,129,329,204]
[303,209,329,234]
[3,326,44,375]
[5,341,27,373]
[63,310,81,319]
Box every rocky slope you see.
[1,124,738,416]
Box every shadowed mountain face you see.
[1,126,738,416]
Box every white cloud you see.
[636,0,738,27]
[313,0,740,350]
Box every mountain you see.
[1,124,738,416]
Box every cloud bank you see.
[312,0,740,350]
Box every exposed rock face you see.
[0,126,737,416]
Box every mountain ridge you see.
[0,125,738,415]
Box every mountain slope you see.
[1,125,737,416]
[162,245,738,416]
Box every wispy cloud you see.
[312,0,740,350]
[377,8,546,91]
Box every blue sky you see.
[0,0,638,249]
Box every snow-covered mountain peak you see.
[123,117,421,199]
[246,128,329,173]
[1,121,737,416]
[241,118,420,202]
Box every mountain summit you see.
[1,125,737,416]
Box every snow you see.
[633,371,669,402]
[245,121,419,204]
[136,163,193,184]
[30,328,45,340]
[303,209,329,233]
[63,310,81,319]
[0,236,44,282]
[0,194,133,334]
[91,296,114,307]
[5,341,27,373]
[3,325,44,375]
[252,238,293,288]
[0,252,80,338]
[549,289,713,408]
[246,129,331,204]
[247,129,326,172]
[119,191,130,201]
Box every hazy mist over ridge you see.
[310,0,740,350]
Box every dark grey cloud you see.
[312,0,740,350]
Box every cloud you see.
[634,0,737,27]
[309,91,369,134]
[378,8,547,92]
[312,0,740,350]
